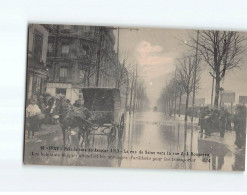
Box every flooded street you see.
[24,111,245,171]
[120,111,245,171]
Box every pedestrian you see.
[219,108,226,138]
[199,107,205,132]
[26,98,42,141]
[234,104,246,149]
[37,95,46,113]
[46,97,55,124]
[225,111,232,132]
[204,109,214,136]
[198,107,203,126]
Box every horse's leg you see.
[67,127,72,147]
[83,129,90,148]
[78,126,84,147]
[78,135,83,147]
[61,126,66,147]
[85,130,90,147]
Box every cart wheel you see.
[108,126,116,146]
[118,115,125,139]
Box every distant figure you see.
[219,108,226,138]
[225,111,232,132]
[26,99,42,140]
[234,104,246,149]
[198,107,204,129]
[153,106,158,112]
[37,95,46,113]
[200,106,210,134]
[45,97,55,124]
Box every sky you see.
[113,27,247,107]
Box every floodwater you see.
[24,111,245,171]
[120,112,245,171]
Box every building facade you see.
[45,25,117,104]
[26,24,49,101]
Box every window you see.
[62,45,70,54]
[46,65,53,80]
[60,67,68,81]
[84,26,90,32]
[36,77,41,93]
[48,43,53,53]
[63,25,71,30]
[33,31,43,63]
[79,70,85,80]
[81,47,87,56]
[56,88,66,95]
[63,25,71,33]
[28,76,33,99]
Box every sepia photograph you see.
[24,24,246,171]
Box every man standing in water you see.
[219,108,227,138]
[234,104,246,149]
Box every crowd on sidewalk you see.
[197,105,246,149]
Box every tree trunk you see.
[179,94,182,117]
[174,96,177,117]
[125,85,129,110]
[129,87,133,113]
[168,98,170,115]
[185,92,189,122]
[214,71,220,109]
[171,98,174,116]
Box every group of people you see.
[25,93,90,143]
[198,104,246,148]
[25,94,66,140]
[26,94,59,141]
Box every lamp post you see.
[219,87,224,109]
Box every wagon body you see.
[81,88,125,148]
[81,88,124,124]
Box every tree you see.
[175,79,185,117]
[80,43,97,87]
[135,81,149,112]
[111,51,130,89]
[189,30,245,109]
[159,79,176,116]
[176,55,200,121]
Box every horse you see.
[52,98,93,147]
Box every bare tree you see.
[175,79,185,117]
[176,55,200,121]
[81,43,97,87]
[114,52,130,89]
[135,81,149,112]
[189,30,245,108]
[160,79,176,116]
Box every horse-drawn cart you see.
[53,87,125,149]
[81,88,125,149]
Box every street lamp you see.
[219,87,224,109]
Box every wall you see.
[28,24,49,63]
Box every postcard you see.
[24,24,246,171]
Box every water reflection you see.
[197,133,230,171]
[25,111,245,171]
[189,124,194,170]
